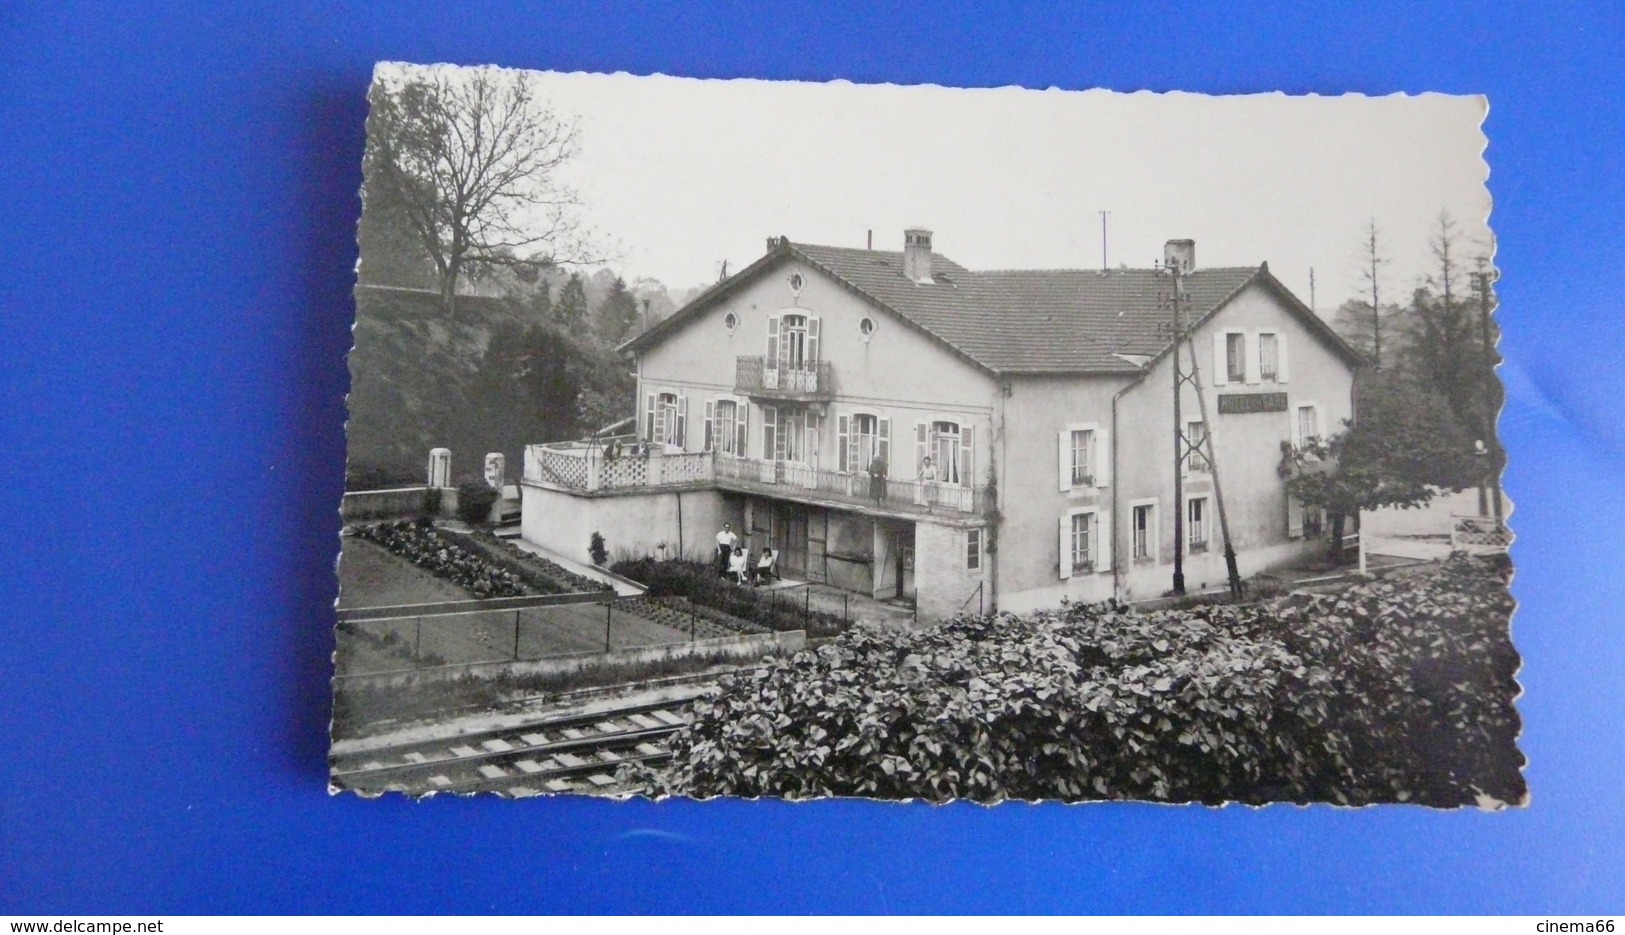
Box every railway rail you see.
[330,697,693,796]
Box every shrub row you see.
[441,528,611,595]
[638,555,1522,806]
[610,558,847,638]
[349,519,529,599]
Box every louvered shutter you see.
[914,422,929,475]
[961,424,975,487]
[1212,333,1229,386]
[765,316,779,365]
[878,418,890,466]
[677,396,688,449]
[1096,510,1112,573]
[1058,515,1072,580]
[837,415,850,472]
[1287,495,1304,539]
[1276,333,1290,383]
[1058,430,1071,491]
[645,392,656,441]
[736,405,748,459]
[704,400,715,452]
[763,406,778,460]
[1245,331,1262,384]
[807,316,820,365]
[1095,427,1110,487]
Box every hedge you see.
[636,555,1522,806]
[611,558,847,638]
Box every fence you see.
[341,486,431,522]
[1450,514,1513,553]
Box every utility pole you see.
[1160,256,1244,598]
[1099,211,1111,270]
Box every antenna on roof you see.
[1099,210,1111,271]
[1309,267,1316,313]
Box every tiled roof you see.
[792,244,1259,374]
[626,239,1357,376]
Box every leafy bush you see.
[455,480,500,525]
[611,558,847,638]
[442,528,610,595]
[420,486,443,520]
[350,519,528,598]
[639,556,1521,805]
[588,531,609,567]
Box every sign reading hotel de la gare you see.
[1217,392,1289,415]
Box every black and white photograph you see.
[331,64,1521,806]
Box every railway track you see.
[330,698,694,796]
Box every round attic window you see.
[788,272,805,295]
[723,312,739,332]
[859,317,877,340]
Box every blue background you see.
[2,1,1621,914]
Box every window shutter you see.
[765,316,779,366]
[1212,332,1229,386]
[914,422,929,475]
[1095,427,1110,487]
[1096,509,1112,573]
[736,405,748,458]
[1314,406,1325,441]
[645,392,656,441]
[677,396,688,449]
[837,414,850,472]
[1245,330,1262,384]
[704,400,716,452]
[652,397,666,445]
[1058,430,1072,492]
[762,405,777,460]
[1276,333,1290,383]
[1058,515,1072,580]
[1287,495,1304,539]
[807,316,820,365]
[961,424,975,486]
[878,417,891,466]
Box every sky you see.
[382,64,1494,313]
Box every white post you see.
[427,448,451,488]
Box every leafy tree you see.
[362,66,596,317]
[555,272,588,327]
[1280,372,1477,561]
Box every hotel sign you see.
[1218,392,1288,414]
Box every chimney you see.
[766,236,783,253]
[1163,239,1195,274]
[903,227,934,284]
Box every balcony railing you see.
[735,356,834,400]
[524,445,989,517]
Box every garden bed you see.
[611,558,846,638]
[347,519,610,598]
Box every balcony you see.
[735,356,834,402]
[524,444,990,518]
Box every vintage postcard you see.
[332,65,1521,805]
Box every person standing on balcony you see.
[915,456,937,508]
[868,453,888,505]
[715,523,739,576]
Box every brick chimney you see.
[903,227,934,284]
[1163,239,1195,274]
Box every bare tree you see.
[363,67,597,316]
[1358,218,1391,369]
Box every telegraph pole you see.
[1166,270,1186,595]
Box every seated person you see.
[727,546,748,584]
[755,547,778,585]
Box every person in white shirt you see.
[727,546,748,584]
[715,523,739,575]
[915,456,937,507]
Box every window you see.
[1297,405,1319,448]
[967,528,981,570]
[932,420,962,484]
[713,399,740,455]
[1185,421,1209,473]
[647,391,685,448]
[839,412,890,472]
[1303,505,1324,537]
[723,312,739,332]
[1070,428,1095,486]
[780,314,809,369]
[859,317,876,338]
[1132,504,1153,560]
[1188,497,1208,552]
[1226,333,1247,383]
[1259,332,1279,381]
[1070,512,1094,571]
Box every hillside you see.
[345,285,635,489]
